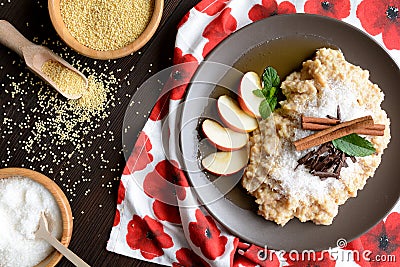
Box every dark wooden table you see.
[0,0,199,266]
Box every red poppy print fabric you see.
[113,209,120,227]
[359,212,400,267]
[284,252,337,267]
[143,160,188,223]
[126,215,174,260]
[152,200,182,224]
[177,12,190,29]
[248,0,296,22]
[143,159,188,204]
[357,0,400,50]
[195,0,229,16]
[189,209,228,260]
[117,180,125,205]
[173,247,211,267]
[122,131,153,174]
[237,243,280,267]
[108,0,400,266]
[304,0,351,19]
[202,8,237,57]
[343,238,372,267]
[149,89,170,121]
[167,47,199,100]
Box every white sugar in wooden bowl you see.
[0,168,73,267]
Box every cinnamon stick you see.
[294,116,374,151]
[302,122,333,130]
[302,122,385,133]
[301,116,340,125]
[354,128,385,136]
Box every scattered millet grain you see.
[60,0,155,51]
[1,1,153,201]
[70,75,107,117]
[42,60,86,97]
[0,37,130,199]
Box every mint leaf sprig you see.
[252,66,281,119]
[332,133,376,157]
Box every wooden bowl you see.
[48,0,164,60]
[0,168,73,267]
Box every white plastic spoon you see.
[35,212,91,267]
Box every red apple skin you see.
[206,138,233,152]
[201,120,248,151]
[238,72,263,118]
[217,95,258,133]
[217,108,246,133]
[202,126,232,152]
[201,150,248,176]
[203,165,244,176]
[217,108,258,133]
[238,94,256,117]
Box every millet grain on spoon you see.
[0,20,87,99]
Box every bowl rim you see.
[48,0,164,60]
[0,167,73,267]
[180,13,400,250]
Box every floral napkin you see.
[107,0,400,266]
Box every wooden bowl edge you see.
[0,167,73,267]
[48,0,164,60]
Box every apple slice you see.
[238,71,264,118]
[202,119,248,151]
[202,148,248,175]
[217,95,258,132]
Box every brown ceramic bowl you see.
[180,14,400,251]
[0,168,73,267]
[48,0,163,60]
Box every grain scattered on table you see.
[0,37,133,201]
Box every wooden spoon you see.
[35,212,90,267]
[0,20,87,99]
